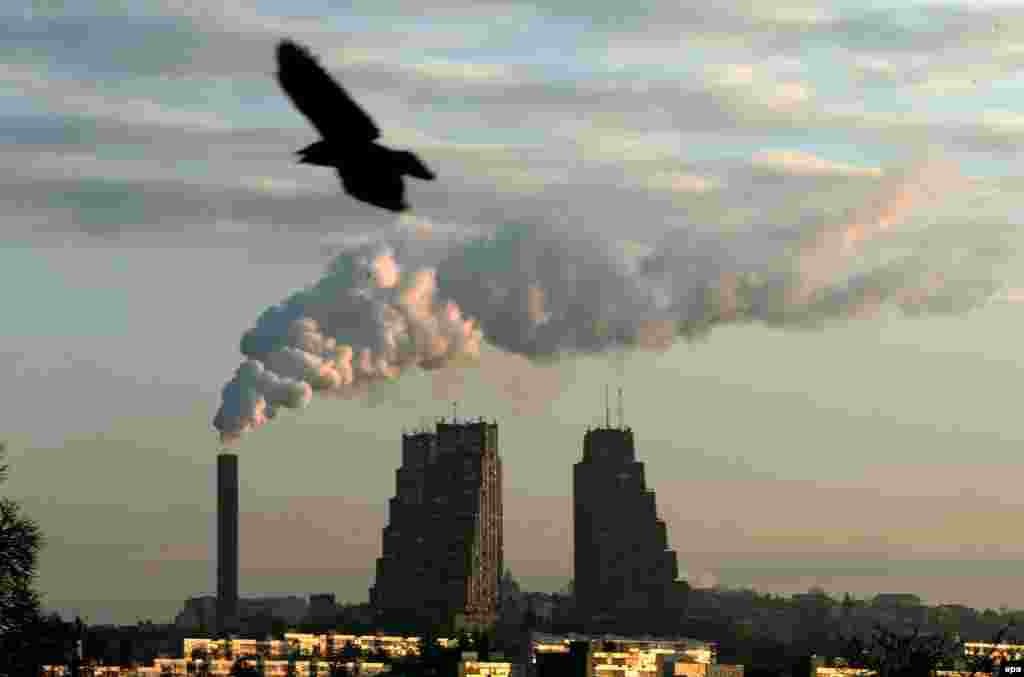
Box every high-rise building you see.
[573,423,683,633]
[217,452,239,636]
[371,419,503,633]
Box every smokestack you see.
[217,452,239,636]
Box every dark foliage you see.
[842,624,959,677]
[0,443,44,677]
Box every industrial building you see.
[176,594,308,631]
[573,404,686,633]
[370,418,504,633]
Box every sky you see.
[3,0,1024,626]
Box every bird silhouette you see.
[275,39,436,212]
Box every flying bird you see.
[275,39,436,212]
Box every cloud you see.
[767,81,812,108]
[5,0,1023,248]
[751,150,882,177]
[0,63,234,131]
[410,60,509,82]
[2,0,1019,287]
[647,171,720,194]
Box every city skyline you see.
[21,392,1024,626]
[3,0,1024,626]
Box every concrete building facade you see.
[573,426,684,633]
[370,419,503,632]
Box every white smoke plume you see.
[213,243,483,445]
[435,160,997,358]
[214,160,1004,444]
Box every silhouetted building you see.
[870,593,928,627]
[498,569,525,625]
[217,452,239,635]
[239,595,307,626]
[371,418,503,633]
[177,595,313,632]
[175,596,217,631]
[793,590,840,654]
[573,423,683,634]
[308,593,338,626]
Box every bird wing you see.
[276,39,380,142]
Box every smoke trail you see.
[436,159,995,359]
[214,160,1002,444]
[986,286,1024,305]
[793,157,963,304]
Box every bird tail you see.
[394,151,436,180]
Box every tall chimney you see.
[217,452,239,636]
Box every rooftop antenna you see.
[618,387,624,429]
[452,401,457,424]
[604,384,610,428]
